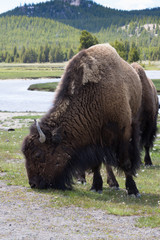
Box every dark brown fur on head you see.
[22,119,74,189]
[22,44,143,190]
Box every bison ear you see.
[51,127,62,144]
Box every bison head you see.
[22,120,72,190]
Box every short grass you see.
[0,63,66,79]
[28,82,59,92]
[12,115,43,120]
[0,114,160,228]
[142,61,160,70]
[152,79,160,92]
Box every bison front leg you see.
[125,173,140,197]
[90,165,103,193]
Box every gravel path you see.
[1,181,160,240]
[0,112,160,239]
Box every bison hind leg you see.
[141,115,158,166]
[76,171,86,184]
[144,146,153,166]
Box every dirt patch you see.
[1,181,160,240]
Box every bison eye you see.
[35,152,41,159]
[55,162,60,166]
[34,151,45,163]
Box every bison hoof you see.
[110,186,119,190]
[90,188,103,194]
[97,190,103,194]
[77,180,86,185]
[145,163,153,167]
[128,192,141,198]
[136,193,141,198]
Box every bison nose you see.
[29,176,39,188]
[30,183,36,188]
[29,180,36,188]
[29,176,48,189]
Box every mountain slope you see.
[0,16,81,51]
[1,0,160,32]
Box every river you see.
[0,70,159,112]
[0,79,59,112]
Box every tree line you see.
[0,44,75,63]
[1,15,160,62]
[0,31,141,63]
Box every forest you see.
[1,0,160,62]
[1,0,160,32]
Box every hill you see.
[1,0,160,32]
[1,15,160,62]
[0,16,81,51]
[1,0,160,62]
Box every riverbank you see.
[0,61,160,80]
[0,112,44,129]
[0,62,66,79]
[142,60,160,70]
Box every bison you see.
[22,44,142,196]
[131,63,159,166]
[88,62,159,192]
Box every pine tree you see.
[54,45,64,62]
[49,48,56,62]
[79,30,99,50]
[68,48,74,60]
[128,46,140,62]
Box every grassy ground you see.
[0,61,160,79]
[0,63,66,79]
[142,61,160,70]
[28,82,59,92]
[152,80,160,92]
[0,114,160,228]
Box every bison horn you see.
[34,119,46,143]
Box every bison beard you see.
[22,43,144,196]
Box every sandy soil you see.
[0,112,160,239]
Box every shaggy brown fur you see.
[22,44,142,195]
[89,63,159,193]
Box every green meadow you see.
[0,63,66,79]
[0,114,160,228]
